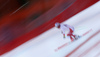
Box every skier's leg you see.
[67,33,74,41]
[68,28,76,40]
[70,36,74,42]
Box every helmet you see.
[55,22,60,28]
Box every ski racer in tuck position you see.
[55,22,80,41]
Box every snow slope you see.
[1,1,100,57]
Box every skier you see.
[55,22,78,41]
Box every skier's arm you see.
[61,31,65,38]
[63,34,65,38]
